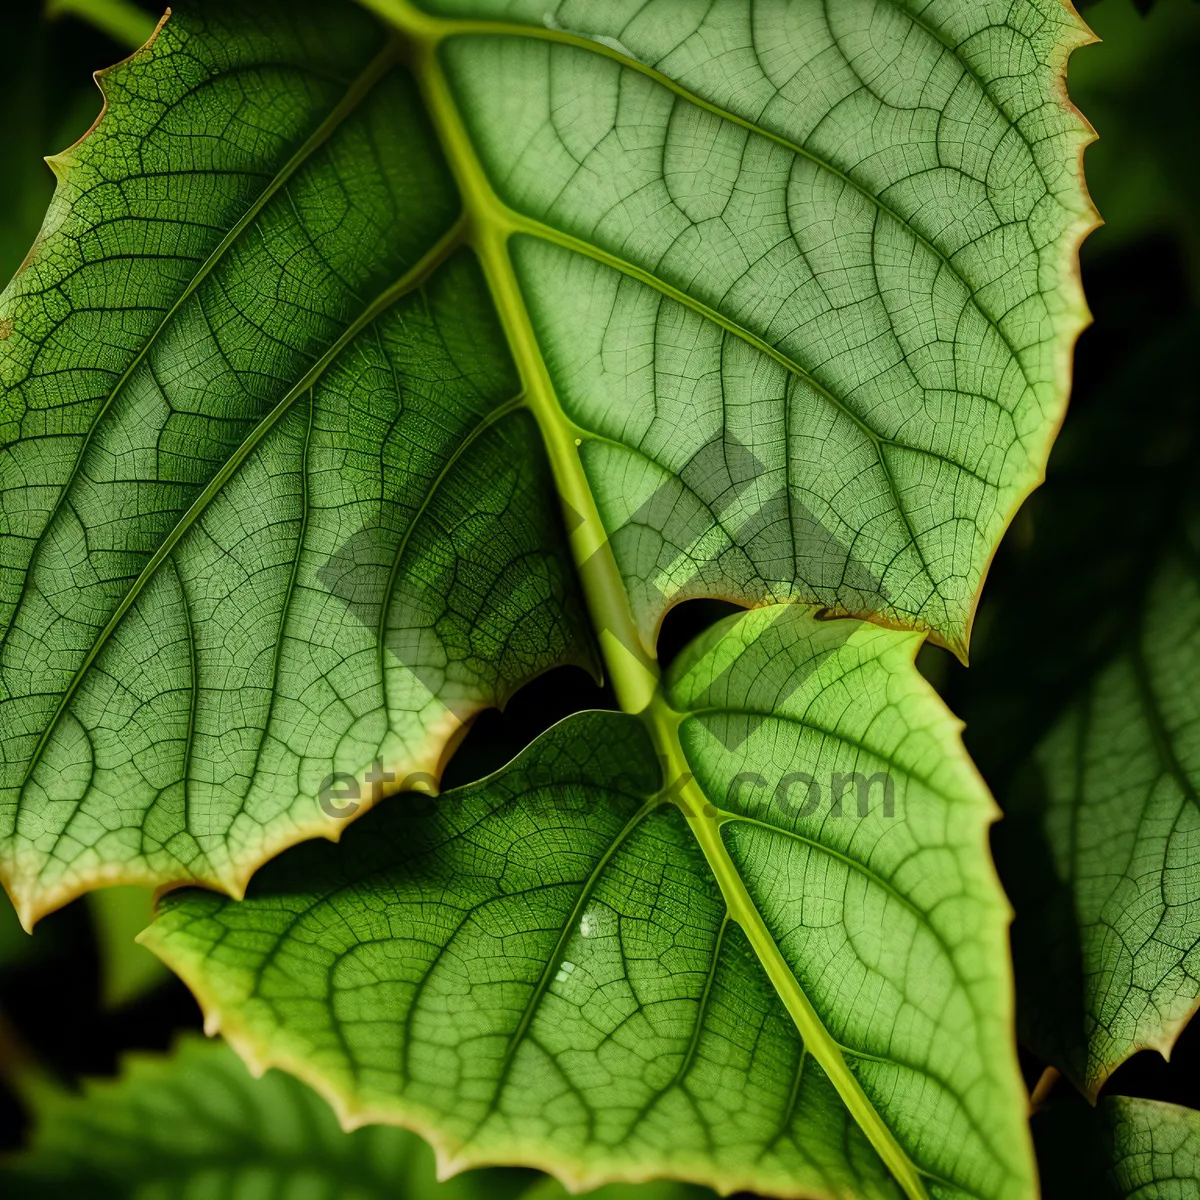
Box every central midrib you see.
[397,12,929,1200]
[365,0,1031,393]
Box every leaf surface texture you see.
[0,0,1092,916]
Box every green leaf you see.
[963,292,1200,1095]
[1,1033,683,1199]
[0,0,1093,927]
[1102,1096,1200,1199]
[145,605,1032,1200]
[401,0,1096,659]
[1001,490,1200,1096]
[1029,1089,1200,1199]
[0,2,596,923]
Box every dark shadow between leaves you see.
[438,664,614,791]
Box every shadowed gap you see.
[655,598,745,670]
[438,665,615,790]
[438,600,750,790]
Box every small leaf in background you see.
[1102,1096,1200,1198]
[1010,494,1200,1095]
[970,301,1200,1095]
[1032,1087,1200,1200]
[949,0,1200,1102]
[0,1034,710,1199]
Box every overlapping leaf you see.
[146,606,1030,1200]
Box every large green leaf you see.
[146,605,1031,1200]
[0,1,598,922]
[1102,1096,1200,1199]
[0,0,1093,925]
[0,1033,707,1199]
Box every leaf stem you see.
[393,6,927,1196]
[401,21,657,716]
[1028,1066,1060,1115]
[645,693,929,1200]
